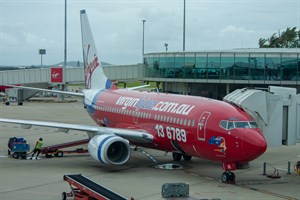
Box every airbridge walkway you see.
[0,64,143,87]
[1,63,299,98]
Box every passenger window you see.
[173,118,177,123]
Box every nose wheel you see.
[221,171,235,184]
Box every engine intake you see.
[88,135,131,165]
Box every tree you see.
[258,27,299,48]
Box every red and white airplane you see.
[0,10,267,183]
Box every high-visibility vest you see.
[35,140,43,149]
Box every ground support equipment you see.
[41,139,89,158]
[62,174,128,200]
[7,137,30,159]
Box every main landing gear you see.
[221,171,235,184]
[172,152,192,161]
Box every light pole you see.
[64,0,67,67]
[142,19,146,61]
[183,0,186,51]
[39,49,46,67]
[164,43,168,52]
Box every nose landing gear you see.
[221,171,235,184]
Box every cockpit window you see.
[220,120,227,129]
[249,121,259,128]
[219,120,259,130]
[234,121,250,128]
[227,121,234,130]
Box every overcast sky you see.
[1,0,299,66]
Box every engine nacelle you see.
[88,135,131,165]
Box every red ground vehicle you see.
[41,139,89,158]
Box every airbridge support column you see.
[296,94,300,143]
[163,82,189,95]
[226,84,230,95]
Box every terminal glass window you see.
[184,53,196,78]
[184,54,195,68]
[144,56,153,68]
[174,54,184,68]
[159,55,168,68]
[249,53,265,80]
[153,56,160,70]
[265,53,281,81]
[195,53,207,79]
[144,56,154,77]
[234,53,250,80]
[281,53,298,81]
[207,53,221,79]
[166,55,175,68]
[220,53,235,80]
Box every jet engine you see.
[88,134,131,165]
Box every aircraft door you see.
[197,111,211,141]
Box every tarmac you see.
[0,99,299,200]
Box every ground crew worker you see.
[30,138,43,159]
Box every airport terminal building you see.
[143,48,300,99]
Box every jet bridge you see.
[224,86,300,147]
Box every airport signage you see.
[50,67,64,83]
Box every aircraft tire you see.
[172,152,182,161]
[222,171,235,184]
[183,155,192,161]
[221,172,229,183]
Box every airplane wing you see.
[0,118,154,144]
[126,84,150,90]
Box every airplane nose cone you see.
[241,130,267,161]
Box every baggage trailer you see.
[62,174,129,200]
[7,137,30,159]
[5,88,24,106]
[41,139,89,158]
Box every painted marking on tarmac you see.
[181,169,297,200]
[238,184,298,200]
[0,155,8,158]
[26,157,41,160]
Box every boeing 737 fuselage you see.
[0,10,267,184]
